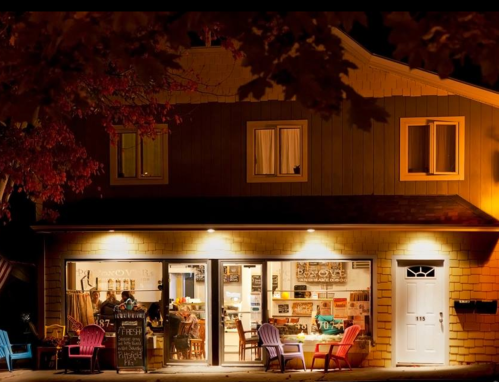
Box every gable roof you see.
[32,195,499,232]
[169,29,499,109]
[334,29,499,109]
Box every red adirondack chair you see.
[65,324,105,374]
[311,324,361,372]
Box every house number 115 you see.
[416,316,426,321]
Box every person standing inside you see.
[90,288,102,314]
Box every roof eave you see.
[31,223,499,233]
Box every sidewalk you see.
[0,364,497,382]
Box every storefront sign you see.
[115,311,147,373]
[296,262,347,283]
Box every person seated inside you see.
[168,307,183,349]
[146,302,163,331]
[315,314,344,335]
[100,290,119,320]
[180,305,200,339]
[121,290,136,304]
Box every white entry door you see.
[396,262,445,364]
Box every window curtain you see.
[436,124,456,172]
[141,136,162,177]
[66,291,95,329]
[118,133,137,178]
[255,130,275,175]
[280,128,301,174]
[408,125,429,173]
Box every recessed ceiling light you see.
[207,229,215,233]
[307,229,315,233]
[108,230,115,233]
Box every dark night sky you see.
[347,12,489,92]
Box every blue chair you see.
[0,329,33,371]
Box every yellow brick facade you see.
[44,230,499,367]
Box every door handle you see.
[439,312,443,323]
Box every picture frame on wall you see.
[229,274,240,282]
[229,266,240,275]
[278,304,290,314]
[251,275,262,293]
[291,301,314,316]
[272,275,279,292]
[194,265,205,282]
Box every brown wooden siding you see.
[75,96,499,219]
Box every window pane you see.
[255,129,275,175]
[141,136,162,177]
[436,124,456,173]
[408,125,430,173]
[279,128,301,175]
[118,133,136,178]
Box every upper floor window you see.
[400,116,465,181]
[110,124,168,185]
[247,120,308,183]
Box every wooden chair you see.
[274,318,288,325]
[190,319,205,359]
[235,318,259,361]
[258,323,306,373]
[311,324,361,372]
[37,324,66,369]
[0,329,33,371]
[64,324,105,374]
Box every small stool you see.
[37,346,62,369]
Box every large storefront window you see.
[66,261,164,369]
[267,260,372,339]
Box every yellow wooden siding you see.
[44,230,499,366]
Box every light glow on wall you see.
[99,233,134,257]
[407,238,441,254]
[297,233,335,257]
[198,233,231,253]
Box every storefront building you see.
[34,195,499,369]
[35,29,499,369]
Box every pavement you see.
[0,364,498,382]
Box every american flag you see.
[0,256,12,291]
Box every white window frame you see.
[247,120,308,183]
[400,116,465,181]
[110,124,168,185]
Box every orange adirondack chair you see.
[311,324,361,372]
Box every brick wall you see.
[44,230,499,366]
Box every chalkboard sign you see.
[115,311,147,373]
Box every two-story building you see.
[34,29,499,369]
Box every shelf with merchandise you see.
[269,289,370,301]
[67,289,162,292]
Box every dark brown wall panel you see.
[72,96,499,219]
